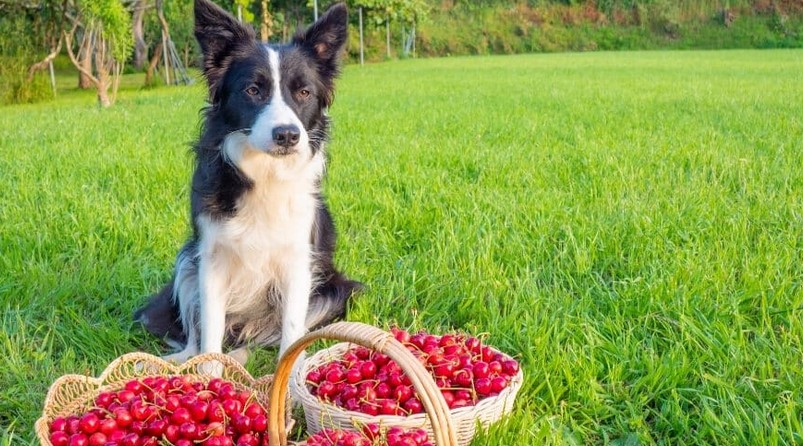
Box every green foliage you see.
[0,16,53,104]
[79,0,134,62]
[354,0,429,26]
[383,1,803,61]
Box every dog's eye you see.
[297,88,311,100]
[245,86,260,96]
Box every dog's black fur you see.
[134,0,360,357]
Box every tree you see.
[352,0,428,58]
[65,0,133,107]
[131,0,149,69]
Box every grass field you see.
[1,49,802,445]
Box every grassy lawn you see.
[1,49,802,445]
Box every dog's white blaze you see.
[245,48,310,161]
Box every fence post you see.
[359,7,364,66]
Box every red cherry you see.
[411,428,429,444]
[170,407,192,425]
[359,361,377,379]
[97,418,115,436]
[359,402,379,416]
[124,380,144,394]
[87,432,106,446]
[189,400,209,421]
[130,420,146,435]
[453,368,473,387]
[120,433,139,446]
[94,392,115,408]
[237,390,253,404]
[50,417,68,433]
[307,369,323,384]
[433,363,455,379]
[68,433,88,446]
[481,346,495,362]
[392,328,411,343]
[402,397,423,414]
[317,381,336,399]
[221,398,242,416]
[112,408,132,428]
[490,376,508,393]
[489,361,503,375]
[129,399,150,421]
[206,400,226,422]
[139,437,159,446]
[145,418,167,437]
[108,430,126,443]
[325,368,345,383]
[345,367,363,384]
[392,384,413,403]
[180,421,200,440]
[379,398,399,415]
[78,413,100,434]
[231,414,252,433]
[344,397,360,411]
[502,359,520,376]
[251,414,268,432]
[205,435,226,446]
[116,389,136,403]
[206,377,225,393]
[441,390,455,408]
[49,431,69,446]
[164,424,181,444]
[236,433,258,446]
[66,416,81,435]
[451,397,470,409]
[454,389,473,402]
[472,362,490,379]
[474,377,492,396]
[371,352,390,367]
[218,385,238,400]
[244,402,264,418]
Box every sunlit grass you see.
[1,49,802,445]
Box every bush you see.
[0,17,54,105]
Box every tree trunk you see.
[144,41,163,87]
[386,16,391,58]
[78,35,93,89]
[261,0,272,43]
[132,0,147,70]
[95,41,112,107]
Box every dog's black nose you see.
[272,125,301,148]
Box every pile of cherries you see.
[305,424,431,446]
[306,328,520,416]
[47,376,270,446]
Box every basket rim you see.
[290,341,525,423]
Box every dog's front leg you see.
[198,254,228,375]
[279,254,312,358]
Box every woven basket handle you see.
[268,321,457,446]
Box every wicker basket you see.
[35,352,282,445]
[270,322,522,446]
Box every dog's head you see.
[194,0,347,167]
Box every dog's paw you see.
[227,347,250,366]
[162,348,196,365]
[197,359,225,378]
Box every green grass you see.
[1,49,802,445]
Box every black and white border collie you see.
[134,0,361,364]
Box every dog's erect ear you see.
[293,3,348,75]
[194,0,254,96]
